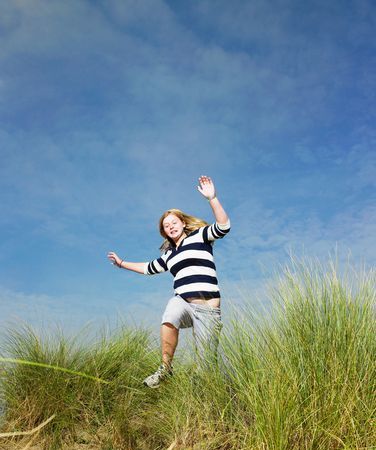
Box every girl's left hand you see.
[197,175,216,200]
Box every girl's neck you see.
[174,232,187,248]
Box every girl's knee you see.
[161,322,178,330]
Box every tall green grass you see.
[0,258,374,449]
[221,259,375,449]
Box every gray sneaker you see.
[143,364,173,388]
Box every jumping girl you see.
[107,175,230,388]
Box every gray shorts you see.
[161,295,223,359]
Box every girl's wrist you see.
[207,195,216,201]
[118,260,124,268]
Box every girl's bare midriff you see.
[186,297,221,308]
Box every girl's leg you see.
[191,305,222,369]
[161,322,179,368]
[143,297,190,388]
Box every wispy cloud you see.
[0,283,168,338]
[242,204,374,268]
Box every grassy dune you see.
[0,259,375,449]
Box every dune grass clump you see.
[0,325,160,449]
[221,259,375,449]
[0,257,374,449]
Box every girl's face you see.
[162,214,186,243]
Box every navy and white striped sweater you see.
[144,221,230,300]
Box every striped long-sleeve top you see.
[144,221,231,300]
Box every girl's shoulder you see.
[187,227,203,237]
[185,226,212,245]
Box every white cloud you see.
[0,283,167,340]
[220,193,376,287]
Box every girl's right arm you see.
[107,251,147,274]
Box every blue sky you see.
[0,0,375,338]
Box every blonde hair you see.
[159,208,208,252]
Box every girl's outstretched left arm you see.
[197,175,229,225]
